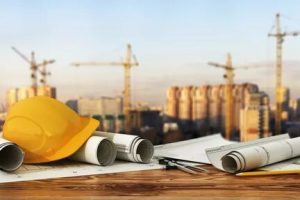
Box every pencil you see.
[236,169,300,176]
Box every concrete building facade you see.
[77,96,124,133]
[6,86,56,110]
[165,83,270,141]
[240,92,270,141]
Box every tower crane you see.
[39,59,55,87]
[71,44,139,133]
[208,53,261,139]
[11,47,55,95]
[268,13,300,135]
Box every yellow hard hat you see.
[3,96,99,164]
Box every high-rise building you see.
[289,98,300,120]
[178,86,193,121]
[130,109,161,131]
[164,83,270,141]
[260,93,270,138]
[232,84,259,132]
[165,86,179,120]
[280,87,290,121]
[6,89,18,109]
[208,85,223,133]
[76,96,123,132]
[178,86,193,135]
[240,92,270,141]
[37,87,56,98]
[191,86,210,135]
[6,86,56,110]
[77,97,123,116]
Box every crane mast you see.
[208,54,263,139]
[225,54,234,140]
[208,53,234,140]
[40,59,55,87]
[72,44,139,133]
[268,13,300,135]
[124,45,133,133]
[11,47,55,95]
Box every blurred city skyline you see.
[1,0,300,107]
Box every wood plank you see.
[0,165,300,199]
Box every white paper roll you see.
[0,138,24,172]
[93,131,154,163]
[69,136,117,166]
[221,136,300,173]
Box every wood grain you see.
[0,165,300,199]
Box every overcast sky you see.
[1,0,300,106]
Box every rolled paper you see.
[70,136,117,166]
[221,136,300,173]
[0,138,24,172]
[93,131,154,163]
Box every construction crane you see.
[268,13,300,135]
[208,53,259,140]
[72,44,139,133]
[39,59,55,87]
[11,47,55,95]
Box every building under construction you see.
[6,86,56,110]
[165,83,270,141]
[67,97,124,133]
[66,96,163,144]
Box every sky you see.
[1,0,300,107]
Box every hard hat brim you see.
[23,117,99,164]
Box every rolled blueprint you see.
[221,136,300,173]
[69,136,117,166]
[93,131,154,163]
[0,138,24,172]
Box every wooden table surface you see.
[0,164,300,200]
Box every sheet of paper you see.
[0,134,229,183]
[205,134,292,173]
[0,138,24,172]
[69,136,117,166]
[260,157,300,171]
[93,131,154,163]
[0,160,163,183]
[155,134,234,164]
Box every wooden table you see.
[0,165,299,200]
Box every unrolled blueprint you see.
[155,134,234,163]
[0,134,231,183]
[0,160,163,183]
[205,134,300,173]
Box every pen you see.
[236,169,300,176]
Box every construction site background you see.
[164,83,285,141]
